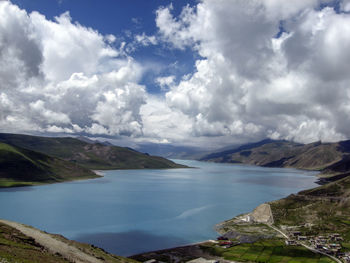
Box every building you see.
[285,240,297,246]
[291,231,301,237]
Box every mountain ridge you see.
[200,138,350,177]
[0,133,186,170]
[0,133,187,187]
[0,141,99,187]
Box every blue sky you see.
[11,0,195,34]
[1,0,350,148]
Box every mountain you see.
[0,133,186,170]
[200,139,350,175]
[77,136,114,146]
[135,143,208,160]
[0,142,98,187]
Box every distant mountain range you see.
[200,139,350,179]
[0,133,186,187]
[135,142,209,160]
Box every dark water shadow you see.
[68,178,112,185]
[74,230,188,257]
[236,176,317,188]
[0,186,35,192]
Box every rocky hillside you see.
[0,219,137,263]
[0,142,98,187]
[201,139,350,176]
[0,133,186,170]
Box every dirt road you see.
[0,219,103,263]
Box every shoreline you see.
[129,166,327,259]
[0,164,190,189]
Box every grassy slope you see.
[0,133,185,170]
[201,139,350,174]
[270,176,350,241]
[0,222,137,263]
[0,142,99,187]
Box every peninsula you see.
[0,133,186,188]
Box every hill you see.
[0,219,137,263]
[0,142,98,187]
[200,139,350,176]
[0,133,186,170]
[270,175,350,241]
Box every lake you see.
[0,160,319,256]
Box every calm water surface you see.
[0,160,318,256]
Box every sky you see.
[1,0,350,149]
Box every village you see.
[283,231,350,263]
[211,231,350,263]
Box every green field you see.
[201,240,335,263]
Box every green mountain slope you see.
[0,142,98,187]
[0,133,186,170]
[201,139,350,175]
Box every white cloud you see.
[0,1,146,137]
[154,0,350,144]
[140,95,193,143]
[29,100,71,124]
[135,33,158,46]
[156,3,197,50]
[2,0,350,147]
[105,34,116,44]
[341,0,350,11]
[155,75,175,91]
[30,11,119,82]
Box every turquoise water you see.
[0,160,318,256]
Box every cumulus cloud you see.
[2,0,350,147]
[154,0,350,144]
[0,1,146,137]
[140,95,193,143]
[341,0,350,11]
[155,75,175,91]
[135,33,158,46]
